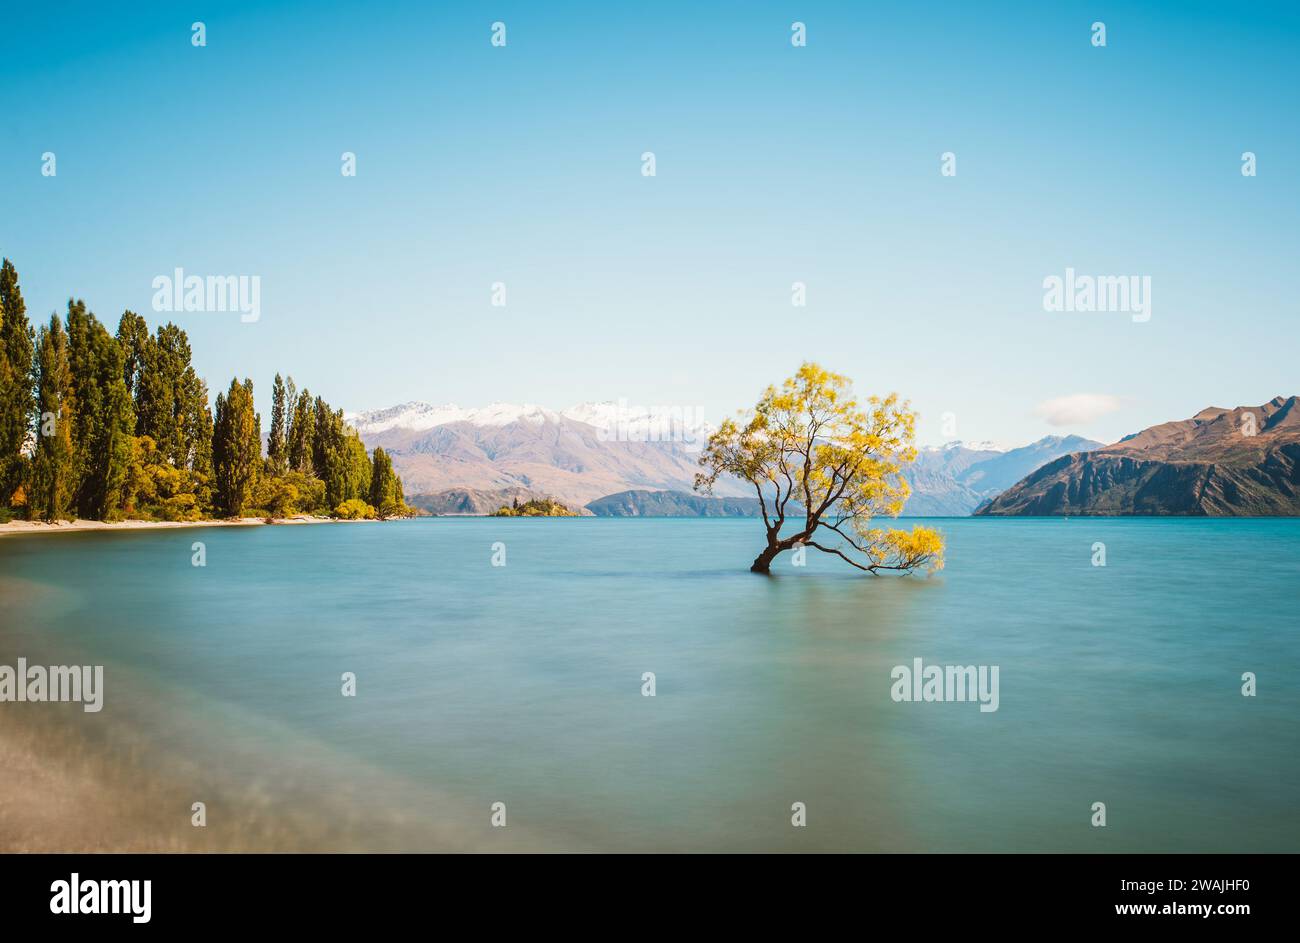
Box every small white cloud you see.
[1034,393,1124,427]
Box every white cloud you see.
[1034,393,1124,427]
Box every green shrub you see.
[333,498,375,520]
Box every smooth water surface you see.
[2,517,1297,851]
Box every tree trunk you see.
[750,543,782,574]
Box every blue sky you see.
[1,1,1296,446]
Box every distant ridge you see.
[979,396,1300,516]
[406,487,561,516]
[902,435,1103,516]
[586,490,778,517]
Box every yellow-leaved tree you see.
[695,363,945,575]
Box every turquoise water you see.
[3,517,1298,852]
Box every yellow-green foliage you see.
[253,476,300,518]
[696,362,944,574]
[251,469,327,517]
[122,435,206,522]
[333,498,376,520]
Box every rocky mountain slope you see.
[978,396,1300,516]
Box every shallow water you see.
[2,517,1297,851]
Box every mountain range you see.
[979,396,1300,515]
[346,401,739,509]
[349,401,1100,516]
[355,397,1300,517]
[901,436,1103,515]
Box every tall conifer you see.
[30,315,75,520]
[66,301,134,519]
[0,259,35,506]
[268,373,287,473]
[213,377,261,516]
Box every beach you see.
[0,703,487,852]
[0,516,380,538]
[0,558,552,853]
[0,646,515,853]
[0,706,211,852]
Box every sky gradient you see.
[2,1,1297,446]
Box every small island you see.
[491,497,578,517]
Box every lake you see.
[2,517,1297,852]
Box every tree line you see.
[0,258,409,523]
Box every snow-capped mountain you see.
[560,401,714,448]
[347,400,1099,516]
[927,439,1014,454]
[347,401,716,448]
[344,402,561,434]
[346,400,731,508]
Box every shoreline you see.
[0,702,564,852]
[0,705,212,852]
[0,585,556,852]
[0,515,384,538]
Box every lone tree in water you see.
[695,363,944,575]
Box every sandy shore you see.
[0,692,548,853]
[0,709,212,851]
[0,569,503,853]
[0,515,368,538]
[1,515,550,853]
[0,706,424,852]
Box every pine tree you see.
[155,324,194,466]
[66,301,134,519]
[133,325,172,458]
[267,373,287,473]
[188,378,214,511]
[287,388,314,473]
[176,362,205,469]
[307,398,371,511]
[116,311,150,404]
[212,377,261,516]
[30,315,75,521]
[369,446,398,515]
[117,314,206,471]
[347,429,371,504]
[312,396,333,481]
[283,376,296,456]
[0,259,36,507]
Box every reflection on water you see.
[2,517,1298,851]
